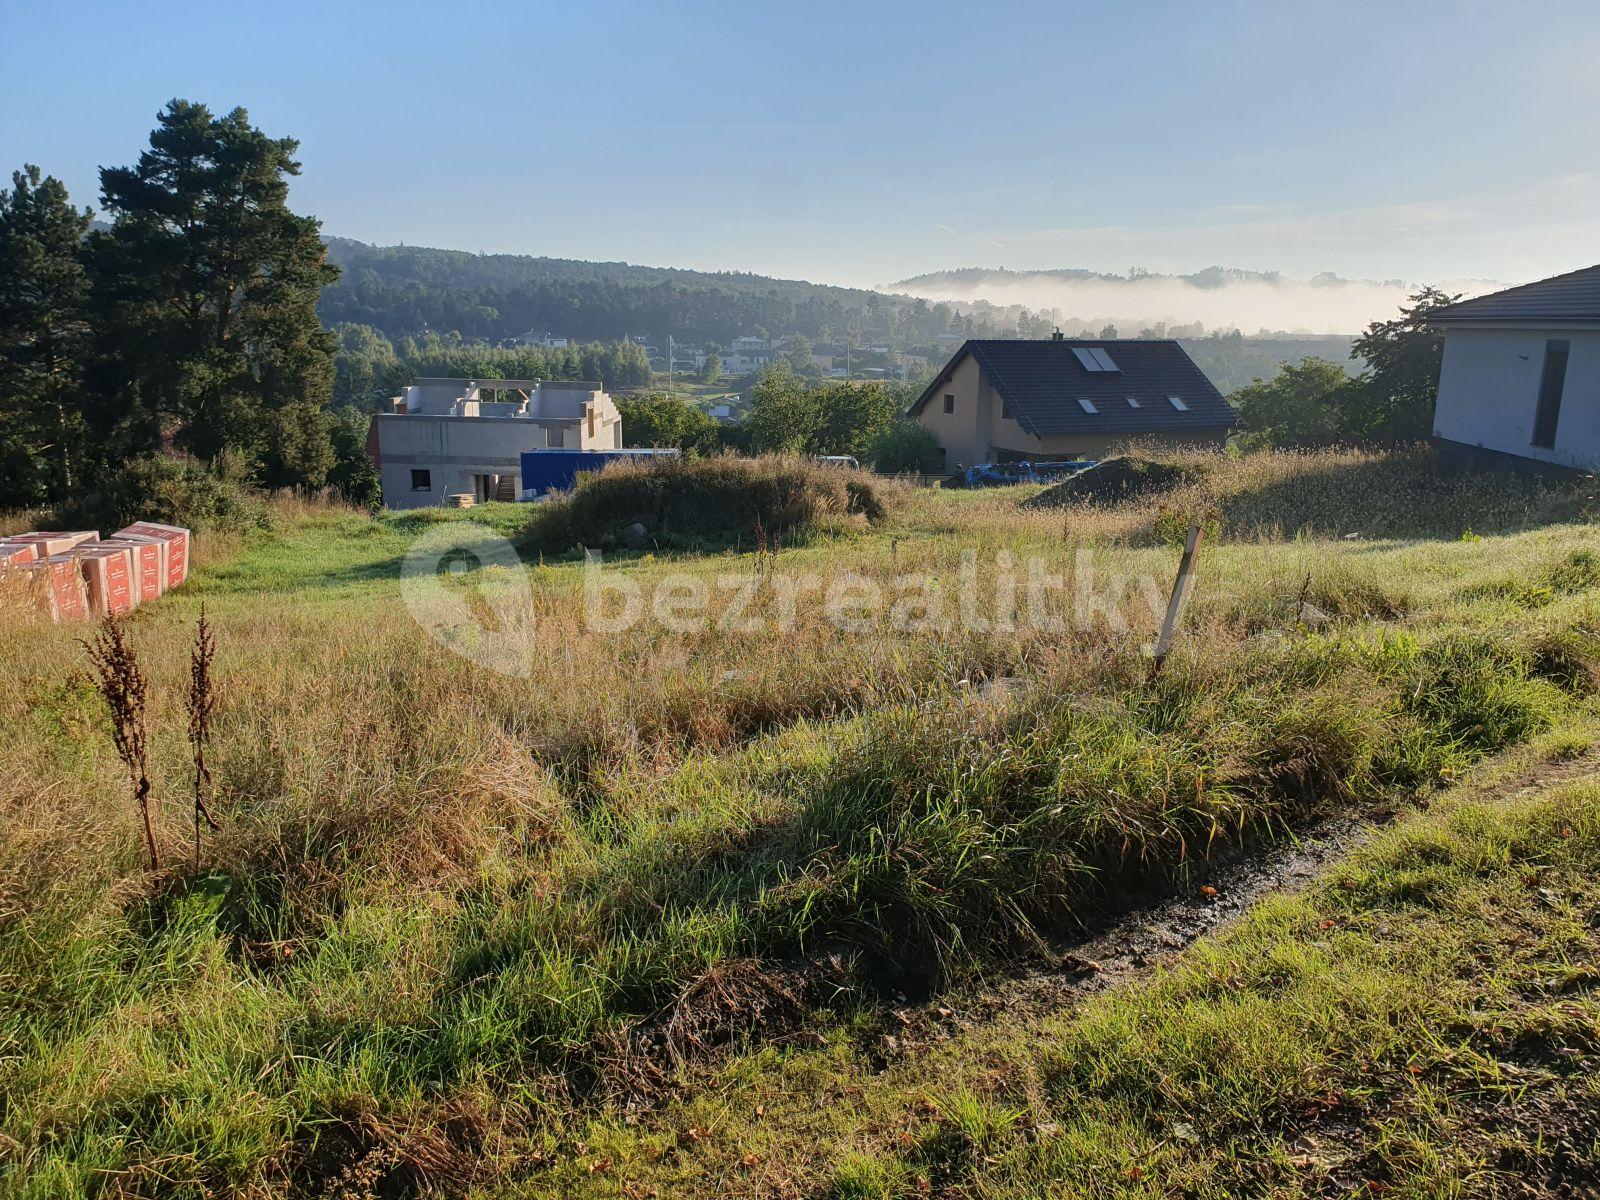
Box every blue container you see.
[518,448,680,498]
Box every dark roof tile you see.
[1429,264,1600,325]
[912,339,1236,437]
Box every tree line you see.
[0,101,348,511]
[330,324,653,408]
[615,364,943,474]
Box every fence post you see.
[1150,521,1204,675]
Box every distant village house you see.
[721,335,772,376]
[504,330,570,349]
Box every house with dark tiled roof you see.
[1429,264,1600,471]
[908,333,1235,468]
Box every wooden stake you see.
[1151,521,1204,675]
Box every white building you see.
[716,336,769,376]
[369,378,623,508]
[507,330,569,349]
[1430,265,1600,471]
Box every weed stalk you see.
[85,618,157,871]
[187,608,220,873]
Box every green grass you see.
[191,502,532,597]
[1,447,1598,1197]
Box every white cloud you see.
[893,174,1600,332]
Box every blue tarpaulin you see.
[518,448,680,498]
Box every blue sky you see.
[4,0,1598,293]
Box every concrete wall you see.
[374,415,555,508]
[1434,326,1600,471]
[401,381,482,415]
[376,382,624,507]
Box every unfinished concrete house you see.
[367,378,624,508]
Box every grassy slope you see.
[1,449,1597,1197]
[534,730,1600,1200]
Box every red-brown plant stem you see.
[85,618,157,871]
[187,607,220,873]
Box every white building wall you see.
[1433,326,1600,470]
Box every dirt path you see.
[884,744,1600,1054]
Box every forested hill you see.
[317,237,980,346]
[317,238,1361,393]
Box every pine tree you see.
[90,100,340,485]
[0,166,92,506]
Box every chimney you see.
[1051,326,1064,341]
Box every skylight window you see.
[1071,347,1121,373]
[1077,397,1098,414]
[1126,397,1141,408]
[1168,395,1189,411]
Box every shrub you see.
[54,453,269,533]
[867,421,944,474]
[520,454,892,554]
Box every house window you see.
[943,394,955,414]
[1001,397,1011,420]
[549,426,565,448]
[410,469,431,491]
[1126,397,1141,408]
[1077,397,1098,414]
[1168,396,1189,411]
[1532,339,1571,449]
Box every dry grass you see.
[997,443,1600,546]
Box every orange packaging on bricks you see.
[1,543,39,614]
[0,541,38,568]
[118,523,189,590]
[102,536,166,603]
[28,555,90,622]
[77,544,138,617]
[6,531,99,559]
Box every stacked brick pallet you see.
[0,522,191,622]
